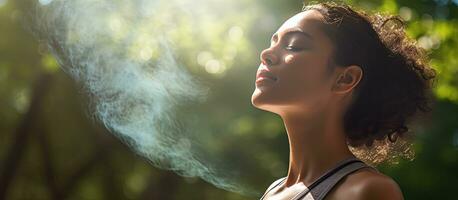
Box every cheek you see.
[285,55,294,64]
[278,58,313,95]
[278,55,332,103]
[282,55,318,83]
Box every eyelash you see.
[285,45,303,52]
[270,40,306,52]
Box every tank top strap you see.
[300,158,375,200]
[259,157,376,200]
[259,177,287,200]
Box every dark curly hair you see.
[302,2,437,164]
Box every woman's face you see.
[251,10,338,115]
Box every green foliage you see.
[0,0,457,199]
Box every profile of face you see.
[251,10,360,116]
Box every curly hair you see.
[302,2,437,164]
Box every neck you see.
[279,107,355,188]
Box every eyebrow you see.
[271,30,313,42]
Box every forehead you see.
[275,10,325,36]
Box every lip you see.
[256,69,277,83]
[255,77,276,86]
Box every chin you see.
[251,88,274,111]
[251,88,263,107]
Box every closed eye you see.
[285,45,303,52]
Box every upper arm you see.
[353,176,404,200]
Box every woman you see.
[251,2,436,200]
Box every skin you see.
[251,10,404,200]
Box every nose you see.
[260,47,278,66]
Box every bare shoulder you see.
[325,167,404,200]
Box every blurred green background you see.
[1,0,457,199]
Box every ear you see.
[332,65,363,94]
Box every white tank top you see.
[259,157,377,200]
